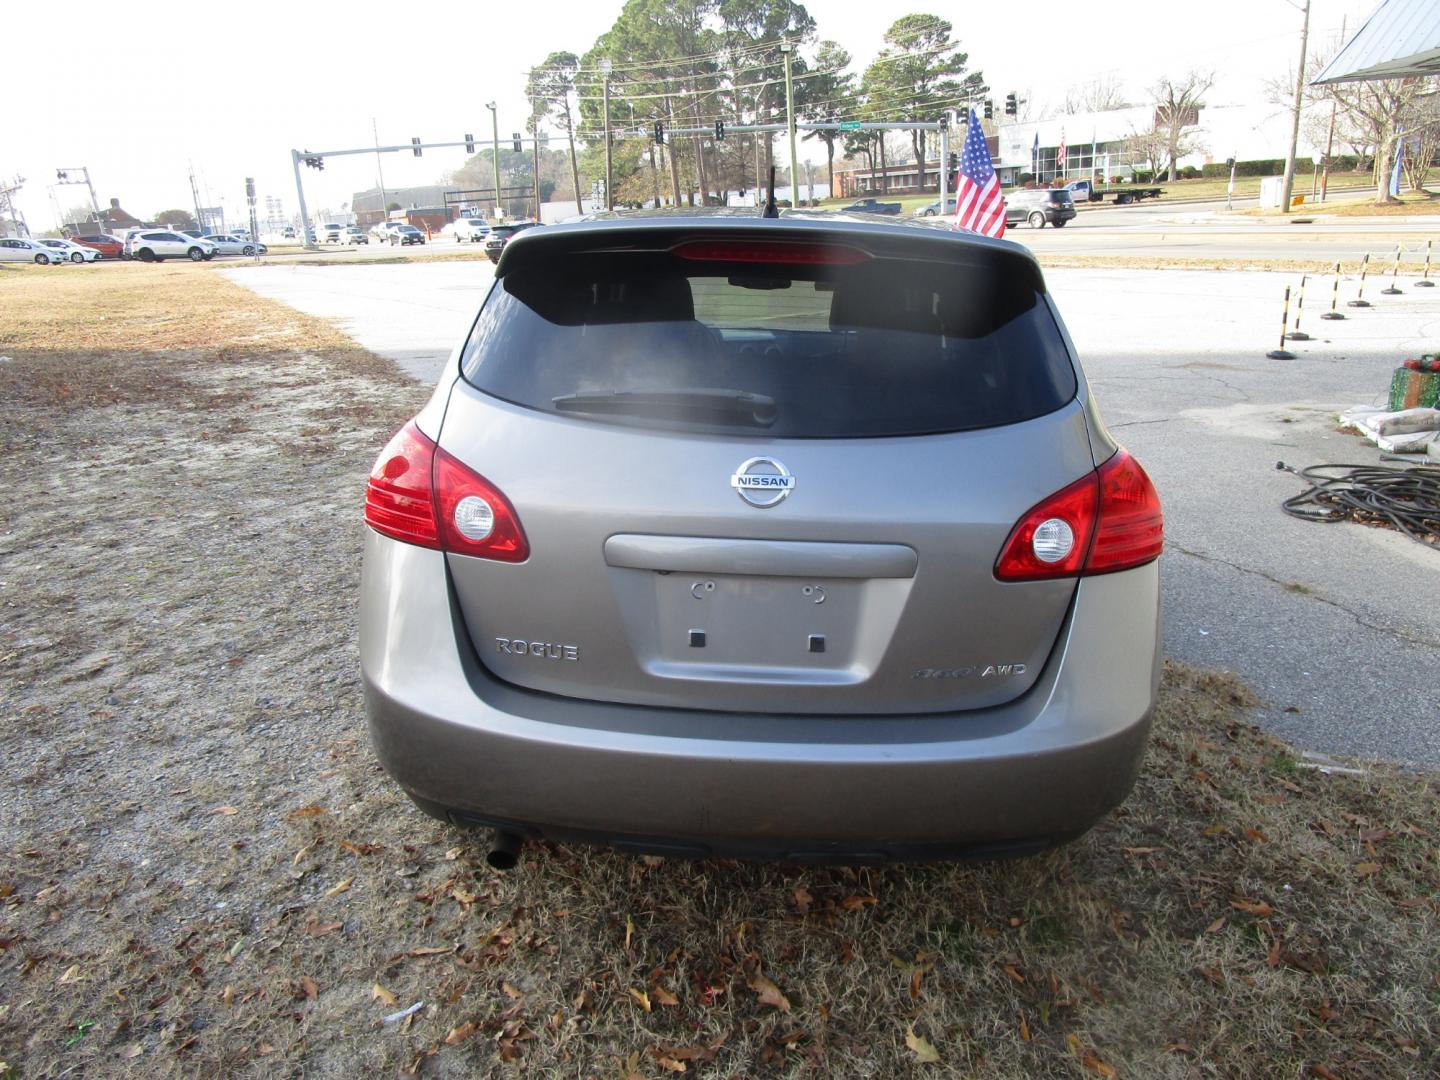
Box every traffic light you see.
[512,133,523,153]
[245,177,256,199]
[411,137,422,157]
[714,119,725,141]
[56,169,68,181]
[948,153,958,169]
[1005,93,1017,117]
[304,155,325,171]
[984,99,993,121]
[654,121,664,145]
[464,133,476,155]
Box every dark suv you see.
[1006,189,1077,229]
[483,221,540,263]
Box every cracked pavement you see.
[229,262,1440,766]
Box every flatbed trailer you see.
[1064,180,1165,205]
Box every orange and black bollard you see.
[1320,261,1346,320]
[1286,274,1311,340]
[1267,287,1296,359]
[1347,253,1371,308]
[1417,240,1434,288]
[1380,244,1403,295]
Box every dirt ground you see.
[1,263,1438,1079]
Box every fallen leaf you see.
[288,806,327,820]
[1202,823,1227,837]
[1244,827,1269,843]
[213,806,239,816]
[1082,1049,1118,1078]
[1195,965,1225,986]
[221,985,234,1006]
[445,846,464,860]
[641,855,665,868]
[1354,862,1382,877]
[1123,846,1160,856]
[121,1043,144,1059]
[408,945,453,957]
[1000,963,1025,984]
[299,976,319,1000]
[747,972,791,1013]
[257,1042,275,1054]
[840,895,878,911]
[372,983,398,1006]
[793,886,813,916]
[501,981,524,1000]
[651,984,679,1007]
[453,887,477,905]
[324,877,353,898]
[655,1056,687,1073]
[1230,899,1275,917]
[57,964,82,984]
[444,1021,477,1046]
[625,914,635,951]
[905,1024,942,1064]
[909,967,924,1000]
[629,988,652,1013]
[305,921,342,937]
[1018,1014,1031,1042]
[1205,916,1227,934]
[1309,1066,1343,1080]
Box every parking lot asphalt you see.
[226,261,1440,767]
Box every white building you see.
[997,103,1326,183]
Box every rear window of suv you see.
[460,242,1076,438]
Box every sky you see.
[8,0,1374,231]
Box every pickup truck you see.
[1064,179,1164,205]
[838,198,902,215]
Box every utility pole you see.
[600,59,613,211]
[780,41,799,209]
[188,166,205,229]
[372,118,389,224]
[1320,14,1344,203]
[1278,0,1311,215]
[486,102,502,219]
[531,103,543,222]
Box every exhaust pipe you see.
[486,830,522,870]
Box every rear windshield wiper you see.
[551,388,778,427]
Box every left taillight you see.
[364,421,529,562]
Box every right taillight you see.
[995,449,1162,582]
[364,421,529,562]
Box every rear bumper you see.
[360,532,1161,861]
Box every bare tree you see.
[1400,90,1440,192]
[1150,71,1213,181]
[1061,75,1129,115]
[1122,124,1171,179]
[1313,77,1433,203]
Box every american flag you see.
[951,108,1005,238]
[1057,130,1067,170]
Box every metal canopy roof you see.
[1312,0,1440,84]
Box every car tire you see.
[1028,212,1045,229]
[1052,220,1067,228]
[202,252,215,261]
[188,247,205,262]
[34,253,50,264]
[242,245,255,256]
[71,252,85,263]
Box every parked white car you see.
[441,217,490,243]
[0,237,64,264]
[124,230,217,262]
[38,238,102,263]
[205,234,268,256]
[318,223,344,244]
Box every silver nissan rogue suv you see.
[360,211,1163,865]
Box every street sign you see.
[838,121,861,131]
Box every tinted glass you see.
[461,248,1076,438]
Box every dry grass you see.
[2,266,1438,1079]
[1287,191,1440,218]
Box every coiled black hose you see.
[1276,461,1440,549]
